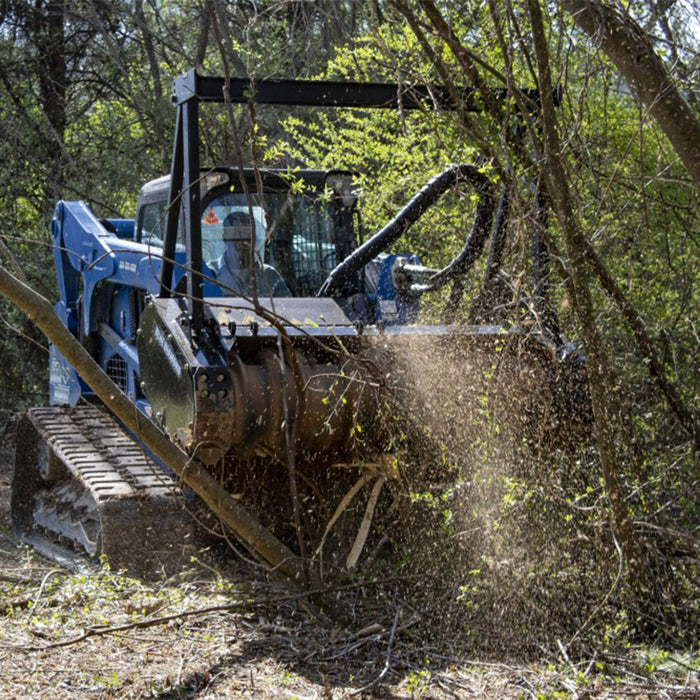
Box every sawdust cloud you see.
[357,331,595,656]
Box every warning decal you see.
[203,209,219,225]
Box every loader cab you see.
[136,174,184,248]
[135,168,359,297]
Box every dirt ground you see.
[0,440,699,699]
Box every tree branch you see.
[564,0,700,192]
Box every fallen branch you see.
[13,577,408,652]
[346,476,387,570]
[350,606,402,695]
[21,594,297,652]
[315,472,372,561]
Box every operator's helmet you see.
[222,208,265,265]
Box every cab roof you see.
[137,167,355,206]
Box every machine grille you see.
[106,354,128,392]
[129,290,139,339]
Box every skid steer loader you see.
[12,70,588,574]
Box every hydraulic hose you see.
[411,169,495,292]
[318,163,495,297]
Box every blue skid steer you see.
[12,71,587,574]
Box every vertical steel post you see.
[181,98,203,334]
[160,109,183,299]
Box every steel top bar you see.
[173,68,481,111]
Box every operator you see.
[214,210,291,298]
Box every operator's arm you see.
[213,255,245,295]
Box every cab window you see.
[202,190,337,296]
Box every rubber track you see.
[12,405,195,576]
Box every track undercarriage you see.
[12,405,194,575]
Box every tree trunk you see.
[564,0,700,192]
[526,0,656,603]
[34,0,67,201]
